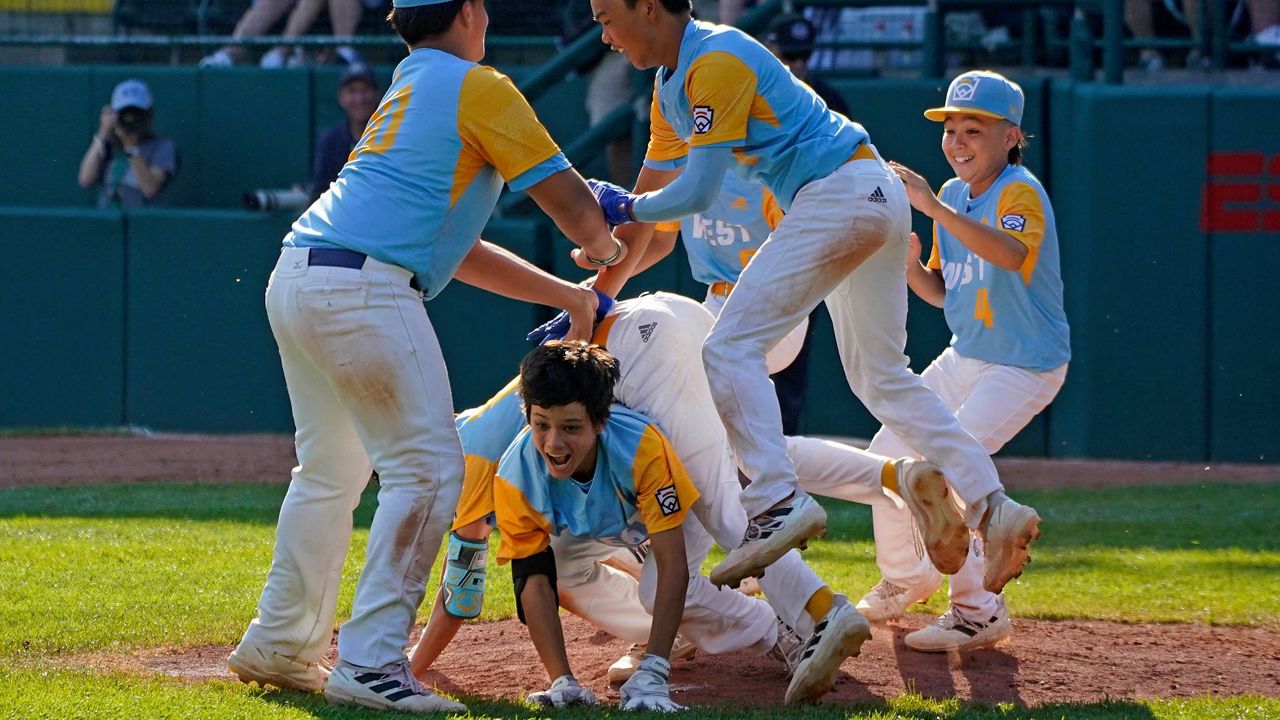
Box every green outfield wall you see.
[0,67,1276,463]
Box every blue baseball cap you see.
[924,70,1024,126]
[392,0,455,7]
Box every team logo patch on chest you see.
[1000,213,1026,232]
[656,485,681,516]
[692,106,714,134]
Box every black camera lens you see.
[117,108,146,131]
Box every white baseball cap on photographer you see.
[111,79,153,111]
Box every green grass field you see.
[1,481,1277,719]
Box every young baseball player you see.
[581,0,1041,597]
[498,340,776,712]
[857,71,1070,652]
[227,0,629,714]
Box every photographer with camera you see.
[78,79,179,208]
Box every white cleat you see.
[784,594,871,704]
[324,660,467,714]
[979,494,1041,593]
[905,598,1012,652]
[855,572,942,622]
[227,643,329,692]
[607,636,697,685]
[894,459,970,575]
[710,493,827,589]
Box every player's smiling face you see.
[941,114,1019,193]
[529,403,604,481]
[592,0,655,69]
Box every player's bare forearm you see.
[907,263,946,307]
[526,169,620,262]
[520,574,574,681]
[409,585,461,679]
[590,165,682,298]
[455,240,596,330]
[929,204,1028,271]
[645,528,688,660]
[631,229,678,275]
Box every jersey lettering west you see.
[287,49,570,299]
[452,377,526,530]
[927,164,1071,370]
[675,172,781,285]
[644,20,867,210]
[493,405,700,562]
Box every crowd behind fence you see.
[0,0,1276,80]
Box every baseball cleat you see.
[905,598,1011,652]
[607,636,698,685]
[784,594,871,704]
[324,660,467,713]
[766,616,806,676]
[979,494,1041,593]
[894,460,970,575]
[227,643,329,693]
[710,493,827,589]
[855,572,942,622]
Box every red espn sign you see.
[1201,153,1280,232]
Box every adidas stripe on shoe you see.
[324,660,467,714]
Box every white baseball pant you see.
[868,347,1067,617]
[702,289,807,374]
[241,247,463,670]
[552,524,778,656]
[703,150,1004,527]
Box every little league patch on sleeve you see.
[692,106,714,134]
[1001,213,1026,232]
[656,485,681,516]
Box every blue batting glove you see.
[586,178,638,227]
[525,288,615,344]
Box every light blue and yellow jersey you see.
[287,48,570,299]
[493,405,700,563]
[452,377,526,531]
[662,172,783,286]
[928,164,1071,371]
[644,20,868,210]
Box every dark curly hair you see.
[519,340,620,426]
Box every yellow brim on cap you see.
[923,106,1009,122]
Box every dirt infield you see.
[10,433,1280,707]
[4,432,1280,489]
[84,613,1280,707]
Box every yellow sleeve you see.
[646,86,689,164]
[761,188,783,231]
[654,220,681,233]
[632,426,700,535]
[926,222,942,271]
[451,455,496,531]
[493,473,553,563]
[996,181,1048,284]
[458,65,563,185]
[683,51,756,148]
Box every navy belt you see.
[308,248,421,291]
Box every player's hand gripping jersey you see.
[493,405,700,562]
[287,49,570,298]
[929,165,1070,371]
[645,20,868,210]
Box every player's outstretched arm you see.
[455,240,598,342]
[619,527,687,712]
[526,169,628,268]
[408,520,493,680]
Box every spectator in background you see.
[761,14,850,434]
[200,0,365,69]
[309,64,380,200]
[77,79,178,208]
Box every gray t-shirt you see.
[95,136,179,208]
